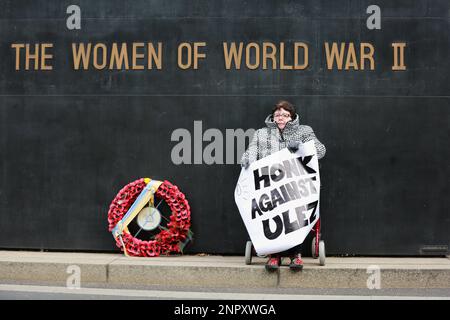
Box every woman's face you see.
[273,108,292,130]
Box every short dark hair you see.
[272,100,296,118]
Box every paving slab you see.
[0,251,449,289]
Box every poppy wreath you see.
[108,178,191,257]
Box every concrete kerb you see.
[278,267,450,289]
[0,251,119,286]
[1,251,450,289]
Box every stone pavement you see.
[0,250,449,289]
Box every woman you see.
[240,100,326,271]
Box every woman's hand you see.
[241,158,250,169]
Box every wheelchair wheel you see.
[319,240,326,266]
[311,237,318,259]
[245,240,253,265]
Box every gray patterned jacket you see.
[241,113,326,165]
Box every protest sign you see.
[235,141,321,256]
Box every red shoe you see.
[289,254,304,271]
[265,255,280,271]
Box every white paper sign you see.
[235,140,321,256]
